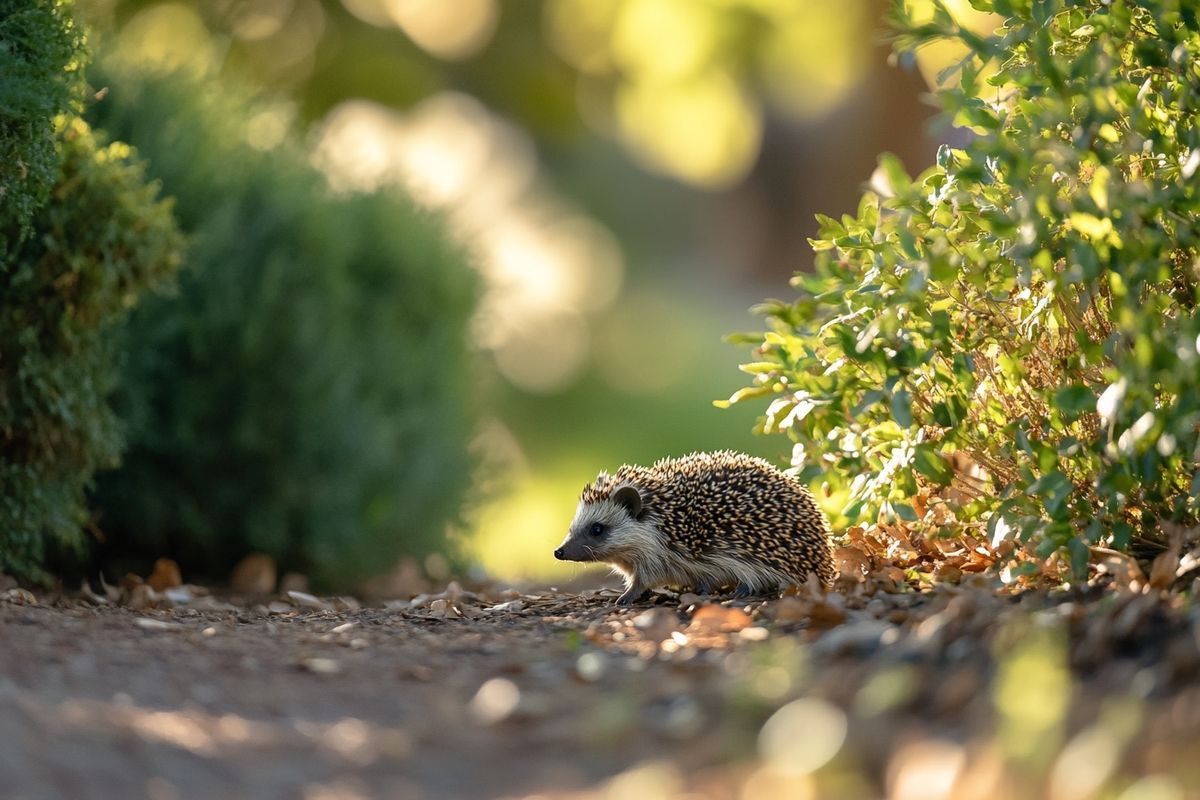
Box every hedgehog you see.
[553,450,836,604]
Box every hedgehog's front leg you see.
[616,576,651,605]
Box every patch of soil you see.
[3,580,1200,800]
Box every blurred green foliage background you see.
[86,64,477,589]
[65,0,960,582]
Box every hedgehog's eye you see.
[589,522,606,537]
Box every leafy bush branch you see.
[725,0,1200,574]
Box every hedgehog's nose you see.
[554,547,565,560]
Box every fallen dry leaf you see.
[1148,528,1184,591]
[79,578,109,605]
[768,593,847,629]
[687,605,751,634]
[912,488,929,520]
[429,598,459,618]
[333,596,361,611]
[99,573,121,603]
[808,599,848,630]
[486,600,525,614]
[0,587,36,605]
[147,559,183,592]
[934,564,962,584]
[1092,548,1146,592]
[126,584,161,611]
[834,546,871,581]
[768,597,809,624]
[230,553,277,594]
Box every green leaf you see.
[891,389,914,428]
[878,153,912,195]
[913,445,952,483]
[1054,385,1095,416]
[738,361,779,375]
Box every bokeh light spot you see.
[611,0,720,82]
[616,70,761,188]
[470,678,521,725]
[758,697,847,775]
[114,4,213,73]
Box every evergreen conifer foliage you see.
[89,68,477,589]
[1,0,184,579]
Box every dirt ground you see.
[3,574,1200,800]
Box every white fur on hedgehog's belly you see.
[607,520,796,593]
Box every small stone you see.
[300,657,341,675]
[738,626,770,642]
[286,591,331,611]
[135,618,181,632]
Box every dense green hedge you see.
[1,119,183,579]
[0,0,81,249]
[1,0,183,581]
[727,0,1199,575]
[89,66,478,589]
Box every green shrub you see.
[725,0,1200,574]
[0,116,183,579]
[88,66,478,589]
[0,0,82,249]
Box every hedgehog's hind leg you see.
[732,580,786,600]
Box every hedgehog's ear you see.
[612,486,643,519]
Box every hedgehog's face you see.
[554,485,653,564]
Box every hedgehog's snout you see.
[554,532,597,563]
